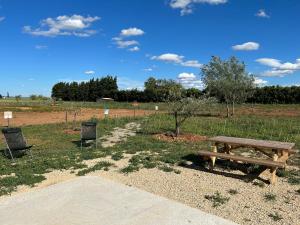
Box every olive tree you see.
[168,92,215,136]
[202,56,255,117]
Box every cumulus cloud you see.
[256,9,270,18]
[256,58,300,77]
[253,77,268,86]
[170,0,227,16]
[85,70,95,75]
[23,15,100,37]
[120,27,145,37]
[113,27,144,52]
[128,46,140,52]
[0,16,5,22]
[151,53,202,68]
[232,42,260,51]
[113,37,139,48]
[177,72,203,89]
[151,53,184,63]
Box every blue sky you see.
[0,0,299,96]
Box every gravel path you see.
[100,122,141,148]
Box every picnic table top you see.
[209,136,295,150]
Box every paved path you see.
[0,176,237,225]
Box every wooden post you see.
[270,153,278,185]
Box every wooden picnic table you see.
[199,136,297,184]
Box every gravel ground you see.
[1,122,299,225]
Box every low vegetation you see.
[264,193,277,202]
[268,212,283,221]
[204,191,230,208]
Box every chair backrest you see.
[2,128,27,151]
[81,122,97,140]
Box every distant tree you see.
[30,94,37,100]
[202,56,255,117]
[0,94,2,99]
[15,95,21,102]
[144,77,183,102]
[185,88,203,98]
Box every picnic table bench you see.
[199,136,297,184]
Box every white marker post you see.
[104,109,109,118]
[4,111,13,127]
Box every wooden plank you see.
[199,150,285,168]
[209,136,295,151]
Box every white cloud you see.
[181,60,202,68]
[113,27,144,51]
[232,42,260,51]
[256,9,270,18]
[23,15,100,37]
[35,45,48,50]
[170,0,227,16]
[120,27,144,37]
[113,37,139,48]
[151,53,202,68]
[128,46,140,52]
[177,72,203,89]
[256,58,300,77]
[143,68,153,72]
[253,77,267,86]
[0,16,5,22]
[151,53,184,63]
[85,70,95,75]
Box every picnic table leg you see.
[270,154,279,184]
[209,145,217,170]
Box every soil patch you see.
[0,108,154,127]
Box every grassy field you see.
[0,101,300,197]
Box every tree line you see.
[51,59,300,105]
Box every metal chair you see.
[81,122,98,150]
[1,127,33,162]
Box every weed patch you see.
[205,191,230,208]
[77,161,113,176]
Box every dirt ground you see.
[0,108,153,127]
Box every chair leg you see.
[7,148,15,163]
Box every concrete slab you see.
[0,176,237,225]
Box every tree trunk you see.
[226,102,230,118]
[174,112,180,137]
[231,101,235,116]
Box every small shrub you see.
[205,191,230,208]
[159,165,174,173]
[120,165,139,174]
[111,152,124,161]
[268,212,283,221]
[296,189,300,195]
[264,193,276,202]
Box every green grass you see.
[0,116,138,196]
[77,161,114,176]
[204,191,230,208]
